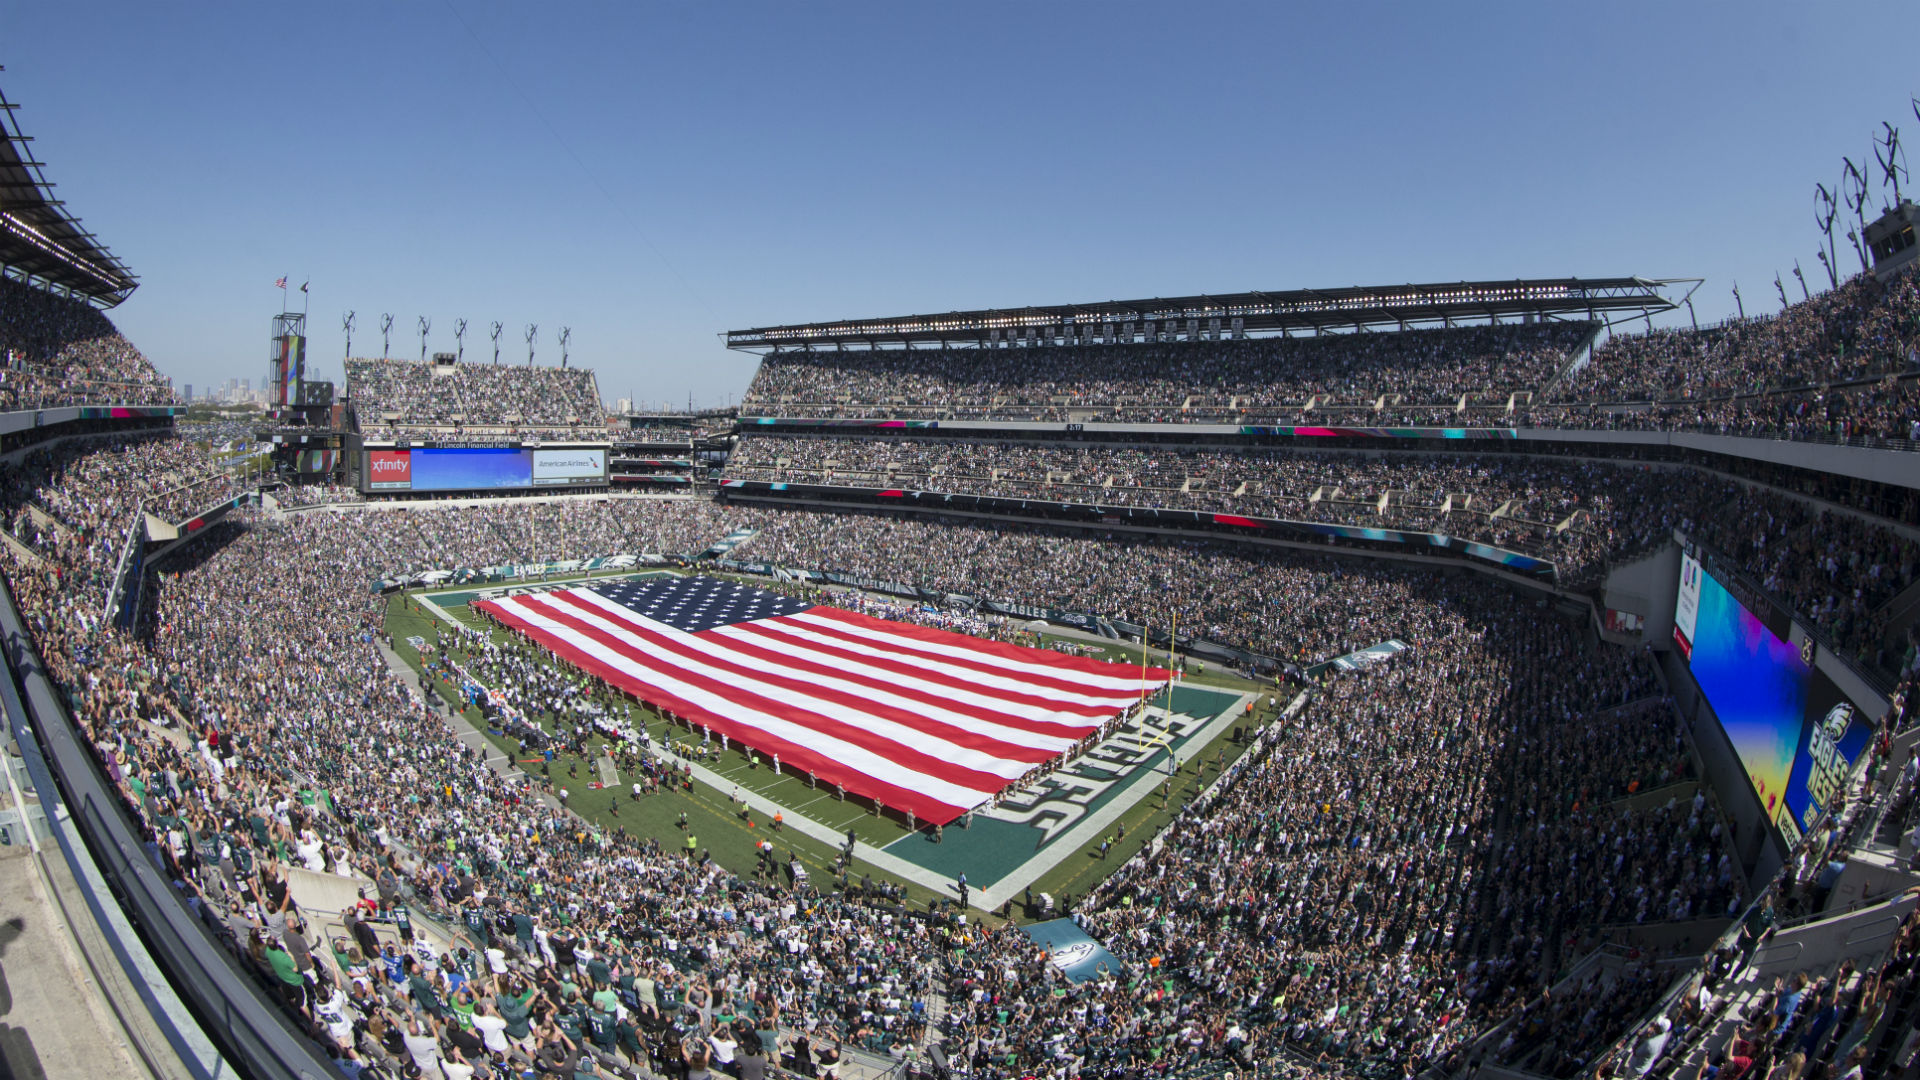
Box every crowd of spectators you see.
[1567,830,1920,1080]
[327,499,743,579]
[346,357,605,436]
[726,436,1624,567]
[733,268,1920,450]
[3,432,1748,1078]
[1,436,244,536]
[3,425,1918,1078]
[732,508,1448,666]
[721,442,1919,672]
[620,426,703,446]
[741,322,1595,421]
[0,276,174,409]
[1564,269,1920,403]
[1532,377,1920,446]
[275,484,369,509]
[1072,606,1714,1069]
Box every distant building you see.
[616,396,633,413]
[183,383,193,402]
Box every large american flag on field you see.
[473,575,1168,825]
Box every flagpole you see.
[1137,620,1150,717]
[1166,608,1177,708]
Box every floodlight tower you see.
[1815,183,1840,289]
[380,313,394,358]
[559,326,571,369]
[525,323,537,365]
[454,318,468,362]
[1875,123,1907,207]
[417,316,431,362]
[342,311,355,359]
[490,322,503,365]
[1844,158,1873,271]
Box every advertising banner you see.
[367,450,412,490]
[532,448,607,486]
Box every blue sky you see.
[8,3,1915,408]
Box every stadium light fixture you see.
[455,318,467,362]
[1815,182,1840,290]
[380,313,394,359]
[418,315,431,362]
[1874,122,1907,209]
[525,323,537,366]
[1843,158,1873,270]
[1791,261,1809,301]
[559,326,571,369]
[490,321,503,365]
[1731,281,1744,320]
[1773,274,1788,311]
[342,311,355,359]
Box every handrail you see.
[1750,937,1806,967]
[1840,913,1905,948]
[0,574,338,1080]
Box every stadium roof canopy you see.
[726,276,1693,352]
[0,78,138,307]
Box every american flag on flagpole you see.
[475,576,1168,825]
[274,276,287,289]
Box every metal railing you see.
[0,575,338,1080]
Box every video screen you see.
[411,448,533,491]
[364,447,608,492]
[1676,554,1871,840]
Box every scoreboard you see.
[360,446,607,493]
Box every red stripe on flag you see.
[508,595,1021,803]
[791,606,1160,701]
[730,619,1115,729]
[543,592,1062,764]
[477,597,979,823]
[809,605,1171,684]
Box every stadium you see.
[2,20,1920,1080]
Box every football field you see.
[386,570,1275,915]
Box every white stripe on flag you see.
[571,590,1107,733]
[564,592,1078,752]
[788,607,1149,692]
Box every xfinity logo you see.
[372,458,408,473]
